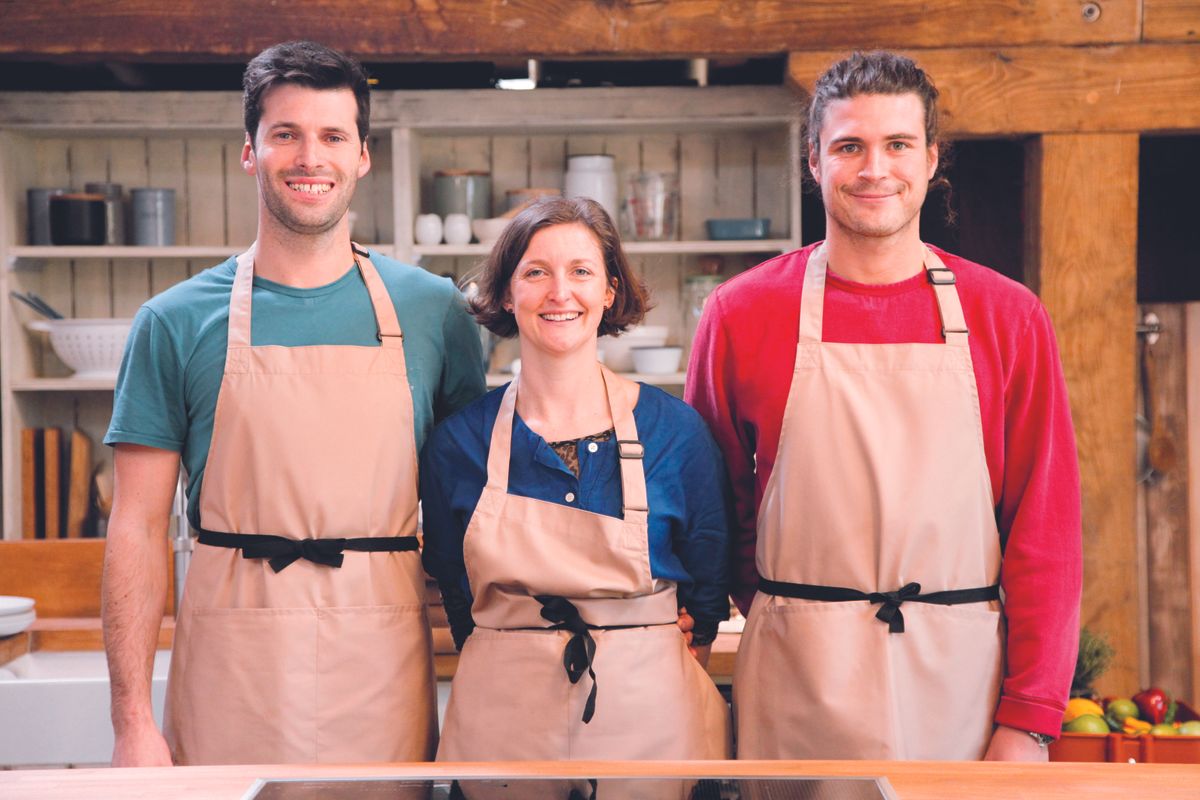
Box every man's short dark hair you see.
[243,41,370,147]
[470,196,651,339]
[806,51,941,156]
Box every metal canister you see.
[433,170,491,222]
[84,182,125,245]
[27,187,67,245]
[130,188,176,246]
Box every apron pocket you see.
[316,604,437,762]
[176,606,318,764]
[885,602,1004,760]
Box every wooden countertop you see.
[1,759,1197,800]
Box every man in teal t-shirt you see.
[101,41,485,767]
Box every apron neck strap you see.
[227,242,405,350]
[798,243,969,347]
[486,365,649,516]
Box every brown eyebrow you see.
[829,133,921,146]
[266,122,352,136]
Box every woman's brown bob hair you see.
[469,196,650,339]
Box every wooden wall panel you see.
[1139,303,1195,701]
[788,45,1200,136]
[1189,304,1200,706]
[1145,0,1200,41]
[0,1,1139,60]
[1026,133,1140,695]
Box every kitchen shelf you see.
[486,371,686,388]
[413,240,792,259]
[0,87,800,538]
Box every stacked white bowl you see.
[599,324,669,372]
[0,596,36,637]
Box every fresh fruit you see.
[1133,688,1171,724]
[1064,714,1110,734]
[1123,717,1152,736]
[1149,723,1178,736]
[1064,697,1105,723]
[1177,721,1200,736]
[1106,698,1139,720]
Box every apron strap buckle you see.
[927,267,956,285]
[616,439,644,459]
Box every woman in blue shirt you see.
[421,197,731,760]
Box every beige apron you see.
[437,367,730,761]
[164,244,437,765]
[734,244,1004,760]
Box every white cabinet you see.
[0,86,801,538]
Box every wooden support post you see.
[1025,133,1140,695]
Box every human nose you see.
[295,135,324,171]
[858,146,886,181]
[549,272,572,301]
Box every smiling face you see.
[809,92,937,243]
[242,83,370,237]
[506,222,616,360]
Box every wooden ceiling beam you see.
[0,1,1139,61]
[788,44,1200,136]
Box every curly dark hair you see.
[469,196,651,339]
[243,41,370,147]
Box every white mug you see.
[414,213,443,245]
[443,213,472,245]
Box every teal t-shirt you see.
[104,250,487,530]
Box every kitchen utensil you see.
[0,596,35,616]
[414,214,443,245]
[443,213,472,245]
[84,182,126,245]
[131,188,176,245]
[49,193,107,245]
[471,216,510,244]
[632,345,683,374]
[622,171,679,240]
[705,217,771,240]
[434,170,491,222]
[27,318,134,379]
[598,324,669,372]
[565,155,618,220]
[9,291,64,320]
[26,188,67,245]
[0,609,35,637]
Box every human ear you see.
[241,135,257,176]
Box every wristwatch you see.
[1027,730,1054,747]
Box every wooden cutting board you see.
[43,426,62,538]
[20,428,40,539]
[66,429,92,538]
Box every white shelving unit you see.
[0,86,802,538]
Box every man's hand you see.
[675,606,711,666]
[112,722,173,767]
[983,724,1050,762]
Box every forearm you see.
[102,508,169,733]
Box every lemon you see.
[1064,714,1110,734]
[1063,698,1105,724]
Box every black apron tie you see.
[198,529,418,573]
[757,577,1001,634]
[535,595,600,724]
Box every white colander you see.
[28,318,133,379]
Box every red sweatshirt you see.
[685,242,1082,738]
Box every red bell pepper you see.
[1132,688,1170,725]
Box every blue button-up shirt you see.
[420,383,731,644]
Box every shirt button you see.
[565,492,576,503]
[587,442,599,453]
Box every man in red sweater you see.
[686,51,1081,761]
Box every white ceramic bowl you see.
[471,216,511,244]
[0,609,35,637]
[632,345,683,374]
[27,318,133,379]
[0,596,35,616]
[599,325,669,372]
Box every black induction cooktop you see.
[244,776,898,800]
